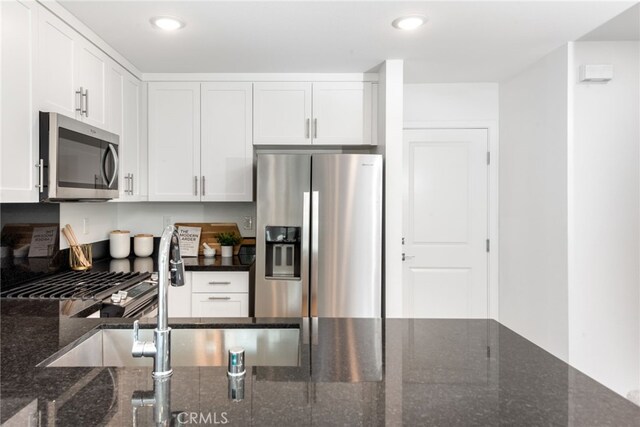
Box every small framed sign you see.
[28,226,58,257]
[177,226,201,257]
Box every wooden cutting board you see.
[174,222,254,256]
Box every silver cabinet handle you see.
[305,118,310,138]
[208,296,231,300]
[130,173,134,195]
[194,176,198,196]
[83,89,89,117]
[75,87,84,114]
[124,174,130,194]
[35,159,43,191]
[208,281,231,285]
[201,176,205,196]
[314,118,318,138]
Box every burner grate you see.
[0,271,152,300]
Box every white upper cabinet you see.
[37,6,107,128]
[108,62,147,201]
[253,81,372,146]
[312,82,371,145]
[149,82,253,202]
[121,75,147,200]
[37,6,77,118]
[75,41,107,128]
[253,82,312,145]
[1,0,39,202]
[201,83,253,202]
[148,82,201,201]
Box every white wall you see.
[59,203,118,249]
[377,60,404,318]
[404,83,499,122]
[116,202,256,237]
[58,202,255,249]
[499,46,570,361]
[568,41,640,399]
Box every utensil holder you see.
[70,244,92,270]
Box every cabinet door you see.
[191,293,249,318]
[169,272,192,317]
[106,61,123,137]
[191,272,249,293]
[312,82,371,145]
[148,82,201,201]
[201,83,253,201]
[1,0,39,202]
[120,74,145,200]
[75,39,107,128]
[37,6,77,118]
[253,82,311,145]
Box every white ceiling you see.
[59,1,637,83]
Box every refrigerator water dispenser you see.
[264,226,301,279]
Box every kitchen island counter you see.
[1,299,638,426]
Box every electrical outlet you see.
[163,216,174,229]
[83,218,89,235]
[242,216,254,230]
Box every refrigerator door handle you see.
[310,190,319,317]
[302,191,311,317]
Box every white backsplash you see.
[116,202,256,238]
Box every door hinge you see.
[487,152,491,165]
[486,239,490,252]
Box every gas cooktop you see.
[0,271,152,301]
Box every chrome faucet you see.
[132,225,185,378]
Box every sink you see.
[42,326,300,368]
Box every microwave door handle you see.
[106,144,119,189]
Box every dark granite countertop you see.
[1,299,639,426]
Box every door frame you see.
[403,120,499,320]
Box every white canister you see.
[110,230,131,259]
[134,234,154,257]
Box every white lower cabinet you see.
[169,271,249,318]
[191,293,249,318]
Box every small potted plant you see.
[216,232,241,258]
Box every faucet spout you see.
[132,225,184,378]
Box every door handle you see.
[105,144,118,189]
[130,173,134,195]
[83,89,89,117]
[194,176,198,196]
[35,159,44,191]
[209,281,231,285]
[313,118,318,138]
[201,176,205,196]
[208,296,231,300]
[75,87,84,115]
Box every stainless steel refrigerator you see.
[255,154,382,318]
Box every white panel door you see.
[1,0,39,202]
[201,83,253,201]
[253,82,312,145]
[37,7,77,117]
[148,82,201,201]
[75,40,107,128]
[403,129,488,318]
[312,82,371,145]
[120,74,144,200]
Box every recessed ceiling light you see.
[150,16,185,31]
[392,15,427,31]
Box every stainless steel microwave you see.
[39,112,119,201]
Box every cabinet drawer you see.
[191,293,248,317]
[191,272,248,293]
